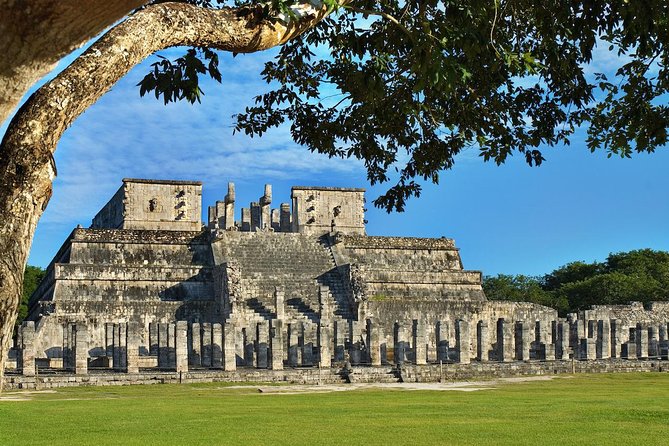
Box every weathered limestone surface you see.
[11,179,669,380]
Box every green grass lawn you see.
[1,373,668,445]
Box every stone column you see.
[215,201,225,229]
[436,320,449,362]
[158,323,169,368]
[318,321,332,368]
[208,205,217,228]
[597,320,611,359]
[256,321,269,369]
[477,320,489,362]
[202,322,212,367]
[367,319,381,366]
[175,321,189,373]
[190,322,201,366]
[394,321,406,365]
[274,288,285,321]
[413,319,427,365]
[115,323,128,371]
[456,319,471,364]
[515,321,531,361]
[167,323,176,369]
[580,338,596,360]
[106,323,116,364]
[610,319,620,358]
[288,323,299,367]
[148,322,158,357]
[302,323,314,367]
[208,323,221,368]
[260,184,272,230]
[224,182,235,230]
[648,326,659,358]
[333,319,346,361]
[555,321,567,359]
[270,320,284,370]
[126,322,140,374]
[279,203,291,232]
[250,202,261,231]
[20,321,36,377]
[241,208,251,232]
[223,322,237,371]
[63,323,74,371]
[497,318,513,362]
[637,324,649,359]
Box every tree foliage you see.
[16,266,45,331]
[140,0,669,211]
[484,249,669,315]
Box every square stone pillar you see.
[223,322,237,371]
[477,320,489,362]
[413,319,427,365]
[622,342,637,359]
[318,321,332,368]
[580,338,596,360]
[167,323,176,369]
[256,321,269,369]
[241,208,251,232]
[212,323,223,369]
[288,323,299,367]
[158,323,169,368]
[543,343,556,361]
[224,182,235,230]
[279,203,291,232]
[333,320,346,362]
[270,320,284,370]
[106,323,116,363]
[20,321,36,377]
[555,321,568,359]
[497,318,514,362]
[114,323,128,371]
[648,326,659,358]
[126,322,140,374]
[436,320,449,362]
[250,202,261,231]
[260,184,272,230]
[597,320,611,359]
[456,319,471,364]
[274,288,285,321]
[302,324,314,367]
[367,319,381,366]
[201,322,212,367]
[610,319,620,358]
[175,321,189,373]
[394,322,407,365]
[149,322,158,357]
[637,324,649,359]
[515,321,531,361]
[190,322,201,366]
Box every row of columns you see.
[15,318,669,376]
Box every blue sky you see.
[7,35,669,277]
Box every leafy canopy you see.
[139,0,669,211]
[484,249,669,315]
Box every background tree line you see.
[484,249,669,316]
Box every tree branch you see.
[345,5,416,43]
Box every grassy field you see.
[1,373,668,445]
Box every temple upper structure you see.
[92,178,203,231]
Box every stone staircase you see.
[213,232,352,324]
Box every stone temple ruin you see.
[6,178,669,387]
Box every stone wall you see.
[291,186,365,235]
[92,179,202,231]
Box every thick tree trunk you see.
[0,0,150,126]
[0,1,345,390]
